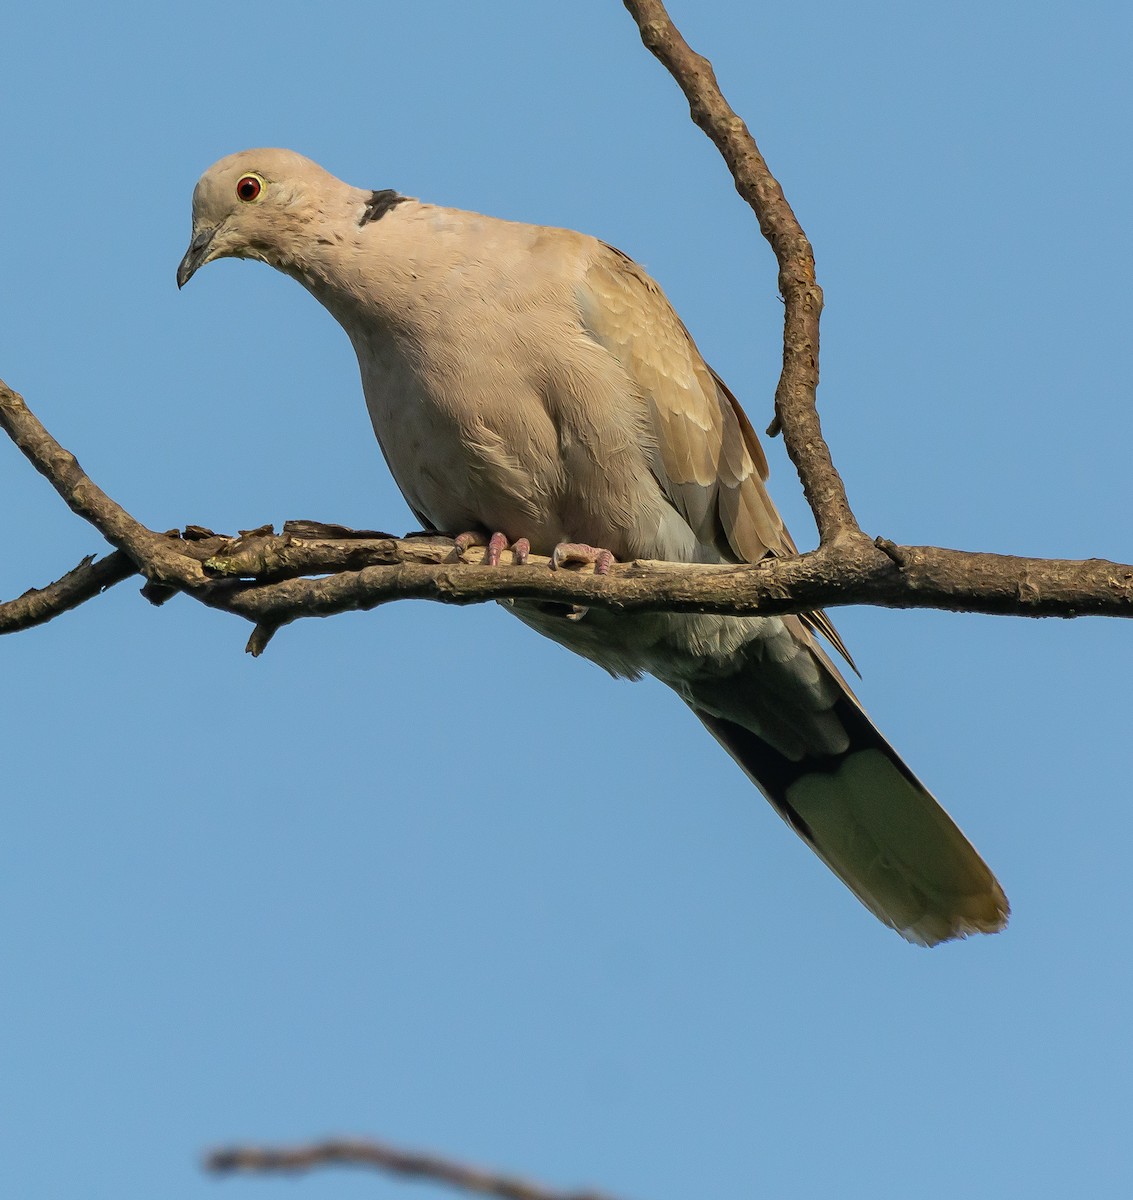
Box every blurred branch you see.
[206,1138,621,1200]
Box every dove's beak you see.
[176,227,218,289]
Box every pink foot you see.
[454,531,531,566]
[551,542,615,575]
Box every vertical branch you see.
[622,0,860,543]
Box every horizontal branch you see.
[5,513,1132,651]
[198,529,1133,638]
[205,1137,621,1200]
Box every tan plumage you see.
[178,149,1009,945]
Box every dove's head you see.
[177,148,355,288]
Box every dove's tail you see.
[693,695,1009,946]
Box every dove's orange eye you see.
[236,175,263,202]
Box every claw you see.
[454,530,532,567]
[454,531,488,557]
[550,542,615,575]
[549,541,616,622]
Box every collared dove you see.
[178,148,1008,946]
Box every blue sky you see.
[3,3,1132,1198]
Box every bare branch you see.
[0,378,213,592]
[3,376,1132,651]
[201,533,1133,636]
[2,7,1129,658]
[623,0,856,543]
[0,551,137,634]
[205,1138,623,1200]
[2,447,1132,647]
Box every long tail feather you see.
[694,697,1009,946]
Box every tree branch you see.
[0,5,1128,1199]
[0,379,214,593]
[6,506,1132,658]
[202,530,1133,625]
[623,0,857,543]
[4,374,1133,650]
[205,1138,622,1200]
[3,1,1130,660]
[0,550,137,634]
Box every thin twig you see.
[205,1138,623,1200]
[622,0,857,543]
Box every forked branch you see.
[1,3,1129,1197]
[3,378,1131,655]
[623,0,855,542]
